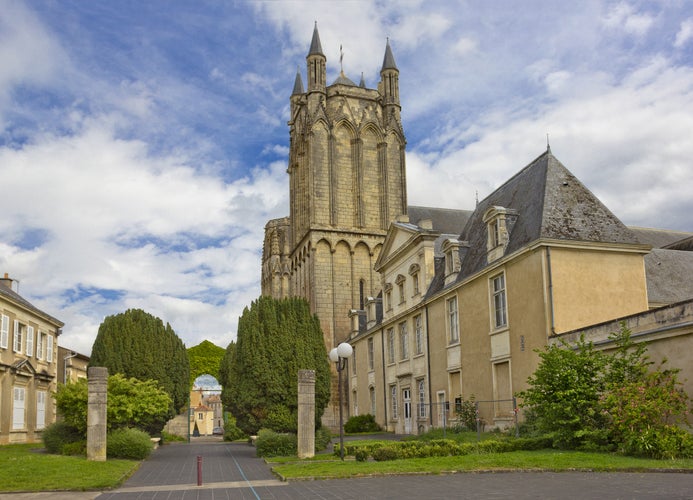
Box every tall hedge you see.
[90,308,190,412]
[188,340,225,386]
[219,296,331,435]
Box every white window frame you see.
[0,314,9,349]
[36,390,47,430]
[26,326,34,357]
[390,384,398,419]
[387,328,395,364]
[414,314,423,355]
[13,320,23,353]
[492,273,508,329]
[418,379,427,418]
[46,334,54,362]
[367,337,374,370]
[352,390,358,416]
[13,386,26,430]
[447,297,459,344]
[36,332,44,360]
[369,386,376,416]
[399,321,408,360]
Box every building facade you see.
[262,29,693,433]
[0,274,63,444]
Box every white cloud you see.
[602,2,655,36]
[675,18,693,48]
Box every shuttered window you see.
[26,326,34,357]
[36,391,47,430]
[0,314,8,349]
[13,387,26,430]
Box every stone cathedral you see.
[261,25,407,424]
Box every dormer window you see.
[395,275,406,304]
[441,238,462,286]
[482,206,517,263]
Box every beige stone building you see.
[262,28,693,433]
[0,273,63,444]
[57,346,89,384]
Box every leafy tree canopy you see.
[219,296,331,435]
[188,340,225,386]
[54,374,172,435]
[90,308,190,412]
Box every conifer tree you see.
[219,296,331,435]
[91,308,190,413]
[188,340,225,386]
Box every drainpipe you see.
[546,247,556,335]
[425,304,433,427]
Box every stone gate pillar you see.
[297,369,316,459]
[87,366,108,461]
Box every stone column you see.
[297,369,316,459]
[87,366,108,461]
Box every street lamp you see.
[329,342,352,461]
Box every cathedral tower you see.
[262,25,407,426]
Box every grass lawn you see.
[0,443,141,492]
[270,450,693,480]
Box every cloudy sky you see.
[1,0,691,356]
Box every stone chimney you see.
[0,273,15,291]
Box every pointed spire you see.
[309,21,324,56]
[292,67,304,95]
[381,37,398,71]
[359,72,366,88]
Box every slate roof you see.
[629,227,693,249]
[407,206,472,234]
[455,149,641,281]
[0,284,63,327]
[644,248,693,304]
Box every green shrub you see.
[223,415,246,442]
[354,449,369,461]
[344,414,381,433]
[107,428,153,460]
[314,426,332,452]
[255,429,297,457]
[455,396,480,430]
[61,440,87,456]
[42,421,83,455]
[161,430,186,442]
[371,445,399,461]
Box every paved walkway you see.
[3,441,693,499]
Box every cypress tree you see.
[90,309,190,413]
[219,296,331,435]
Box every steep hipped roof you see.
[644,248,693,304]
[456,149,641,280]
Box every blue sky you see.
[1,0,692,355]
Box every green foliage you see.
[455,396,479,430]
[54,374,173,435]
[518,335,608,449]
[255,429,297,457]
[188,340,226,387]
[161,430,187,442]
[90,308,190,412]
[223,414,246,442]
[314,427,333,452]
[107,428,154,459]
[520,323,692,458]
[354,449,369,461]
[344,414,382,433]
[41,421,83,454]
[219,297,331,435]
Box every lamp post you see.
[63,351,77,384]
[329,342,352,461]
